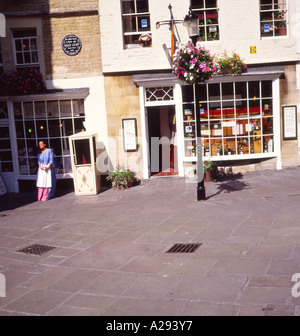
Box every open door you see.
[147,106,178,177]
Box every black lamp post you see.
[183,8,206,201]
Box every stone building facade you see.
[0,0,107,192]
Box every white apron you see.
[36,167,52,188]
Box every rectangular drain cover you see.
[166,243,202,253]
[18,244,56,255]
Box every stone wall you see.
[104,75,143,178]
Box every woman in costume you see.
[36,140,56,201]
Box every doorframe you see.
[139,84,184,179]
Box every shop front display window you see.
[260,0,287,37]
[13,98,85,176]
[182,80,274,159]
[0,41,3,73]
[122,0,151,48]
[191,0,219,41]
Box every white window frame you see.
[191,0,220,42]
[121,0,151,49]
[260,0,288,38]
[12,28,39,67]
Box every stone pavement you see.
[0,167,300,316]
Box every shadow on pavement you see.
[0,188,74,212]
[206,173,250,200]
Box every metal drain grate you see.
[18,244,56,255]
[166,243,202,253]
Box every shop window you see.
[13,99,85,176]
[182,80,274,159]
[12,28,39,69]
[122,0,151,48]
[190,0,219,41]
[260,0,287,37]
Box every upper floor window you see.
[0,41,3,73]
[190,0,219,41]
[122,0,151,49]
[12,28,39,69]
[260,0,287,37]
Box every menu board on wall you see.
[283,106,297,140]
[122,118,138,152]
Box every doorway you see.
[147,106,178,177]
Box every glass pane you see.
[235,120,249,136]
[263,135,274,153]
[49,138,62,156]
[206,10,218,24]
[74,139,91,165]
[25,120,35,138]
[31,51,38,63]
[184,122,196,138]
[123,16,137,33]
[208,83,220,101]
[191,0,204,9]
[63,155,72,173]
[61,119,73,136]
[22,39,29,51]
[14,102,22,119]
[34,101,46,119]
[209,105,221,119]
[36,120,48,138]
[235,82,247,99]
[198,26,206,41]
[223,120,234,137]
[24,52,31,63]
[262,99,273,116]
[203,138,211,156]
[199,102,208,120]
[183,105,195,121]
[250,136,262,154]
[197,83,207,101]
[122,0,135,14]
[72,99,84,117]
[60,100,72,117]
[182,85,194,102]
[53,156,63,174]
[222,101,235,119]
[15,121,25,138]
[210,138,223,156]
[26,139,37,156]
[200,121,209,138]
[1,162,13,172]
[223,138,236,155]
[30,38,37,50]
[184,139,197,157]
[236,100,248,118]
[0,127,9,138]
[222,83,234,100]
[15,39,22,51]
[261,81,272,97]
[17,140,26,155]
[62,137,70,152]
[19,158,29,175]
[0,140,10,149]
[210,121,222,137]
[249,119,261,136]
[138,16,150,31]
[47,101,59,118]
[249,81,260,99]
[249,100,261,117]
[206,0,218,8]
[262,117,273,134]
[206,25,219,40]
[29,158,38,175]
[74,118,86,133]
[124,34,141,45]
[237,137,249,155]
[23,102,34,118]
[0,151,12,161]
[48,119,61,137]
[137,0,149,13]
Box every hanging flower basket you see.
[172,41,220,85]
[0,68,46,96]
[217,52,247,76]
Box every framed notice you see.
[283,106,297,140]
[122,118,138,152]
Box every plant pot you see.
[204,172,213,182]
[278,27,286,35]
